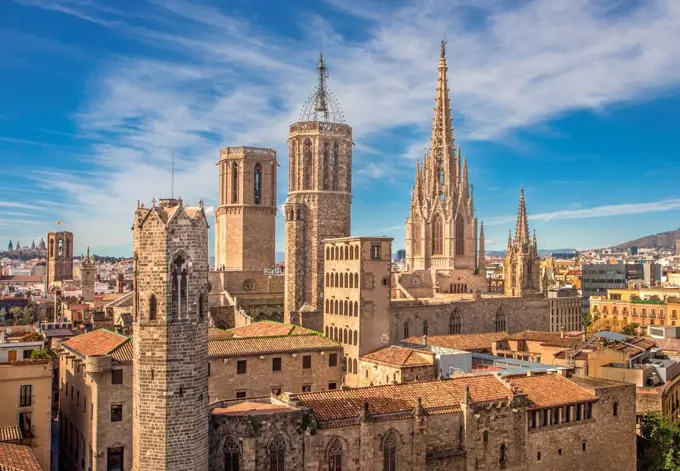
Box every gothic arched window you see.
[354,301,359,317]
[268,435,286,471]
[289,139,297,192]
[323,142,330,190]
[224,436,240,471]
[403,320,410,339]
[303,138,313,190]
[413,221,421,255]
[171,255,186,319]
[328,439,343,471]
[65,239,71,257]
[423,320,429,336]
[355,273,359,289]
[495,307,506,332]
[353,358,358,374]
[353,330,358,345]
[231,162,239,204]
[499,443,508,468]
[449,308,461,334]
[49,239,54,257]
[254,163,262,205]
[455,217,465,256]
[149,294,157,321]
[383,431,398,471]
[432,214,443,255]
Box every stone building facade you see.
[214,146,277,272]
[504,189,541,297]
[284,53,353,331]
[208,372,636,471]
[132,198,209,471]
[323,237,393,387]
[81,247,96,303]
[47,231,74,288]
[58,329,132,471]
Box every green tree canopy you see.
[638,413,680,470]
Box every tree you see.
[622,323,641,336]
[30,349,51,360]
[638,413,680,470]
[8,306,35,325]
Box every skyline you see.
[3,0,680,256]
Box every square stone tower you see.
[214,146,277,271]
[284,53,353,331]
[131,198,209,471]
[47,231,74,288]
[322,237,393,387]
[80,247,96,302]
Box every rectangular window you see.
[110,404,122,423]
[272,357,282,371]
[19,411,32,437]
[371,244,381,260]
[328,353,337,367]
[237,360,247,375]
[302,384,312,392]
[207,362,211,377]
[302,355,311,369]
[328,383,337,390]
[111,369,123,385]
[19,385,32,407]
[584,402,592,419]
[236,391,246,399]
[77,390,80,407]
[107,446,124,471]
[22,349,33,359]
[537,452,541,461]
[582,440,587,451]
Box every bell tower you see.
[80,247,96,302]
[47,231,74,288]
[284,53,353,331]
[214,146,277,271]
[132,197,209,471]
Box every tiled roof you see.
[0,427,21,443]
[208,334,340,357]
[0,443,42,471]
[111,340,133,363]
[405,332,506,352]
[608,337,656,357]
[227,321,316,338]
[212,401,292,416]
[647,337,680,352]
[509,374,596,409]
[553,350,589,361]
[361,346,433,367]
[61,328,129,358]
[505,330,581,344]
[296,374,512,424]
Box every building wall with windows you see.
[581,263,662,314]
[590,286,680,329]
[0,359,52,471]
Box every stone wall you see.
[358,360,434,387]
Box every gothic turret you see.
[477,223,486,273]
[504,188,541,297]
[7,240,12,251]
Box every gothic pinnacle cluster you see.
[504,188,541,296]
[406,40,481,272]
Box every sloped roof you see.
[504,330,582,347]
[509,374,597,409]
[61,329,129,358]
[0,427,21,444]
[208,334,340,357]
[0,443,42,471]
[361,346,433,367]
[405,332,506,352]
[227,321,316,338]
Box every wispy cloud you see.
[0,201,40,210]
[486,198,680,225]
[9,0,680,252]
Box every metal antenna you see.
[171,151,175,198]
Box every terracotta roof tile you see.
[296,374,512,423]
[509,374,596,409]
[110,340,133,363]
[0,443,42,471]
[212,401,292,416]
[61,328,129,357]
[208,335,340,357]
[405,332,506,352]
[0,427,21,444]
[608,337,656,357]
[227,321,316,338]
[361,346,433,367]
[505,331,582,347]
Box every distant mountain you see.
[613,228,680,250]
[486,249,577,257]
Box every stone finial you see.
[359,401,372,423]
[413,396,426,417]
[151,198,157,208]
[198,199,204,210]
[464,385,472,404]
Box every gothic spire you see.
[429,40,455,168]
[514,187,529,244]
[507,229,513,253]
[478,222,486,271]
[299,51,344,123]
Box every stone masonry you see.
[47,231,74,288]
[132,198,209,471]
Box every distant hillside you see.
[613,228,680,250]
[486,249,576,257]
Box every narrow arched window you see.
[423,320,429,336]
[231,162,239,203]
[404,320,410,339]
[343,329,348,344]
[432,214,443,255]
[348,302,353,316]
[499,443,508,468]
[383,431,397,471]
[345,246,349,260]
[323,142,330,190]
[149,294,157,321]
[344,273,349,287]
[455,217,465,255]
[339,274,344,288]
[224,436,240,471]
[353,359,358,374]
[495,307,506,332]
[331,143,339,191]
[349,274,354,289]
[254,163,262,205]
[303,138,313,190]
[354,301,359,317]
[49,239,54,257]
[355,273,359,288]
[268,435,286,471]
[66,239,71,257]
[289,139,297,192]
[353,330,358,345]
[449,308,461,334]
[180,271,188,318]
[326,247,330,262]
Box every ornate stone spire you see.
[478,222,486,272]
[514,187,529,245]
[299,51,344,123]
[507,229,513,253]
[429,40,455,172]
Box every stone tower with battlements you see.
[406,41,480,272]
[504,188,541,297]
[81,247,96,302]
[132,197,209,471]
[47,231,74,288]
[284,52,353,331]
[215,146,277,271]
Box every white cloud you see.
[12,0,680,253]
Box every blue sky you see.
[2,0,680,257]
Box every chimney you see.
[423,335,428,346]
[561,330,565,339]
